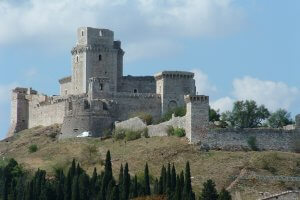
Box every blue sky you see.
[0,0,300,139]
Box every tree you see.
[171,164,176,191]
[268,109,293,128]
[71,176,80,200]
[209,108,220,122]
[200,179,218,200]
[221,100,270,128]
[218,188,232,200]
[101,151,113,199]
[132,175,138,198]
[144,163,151,196]
[122,163,130,200]
[183,162,192,199]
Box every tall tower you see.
[71,27,124,95]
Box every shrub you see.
[167,126,185,137]
[113,129,126,140]
[247,136,259,151]
[103,129,112,137]
[160,106,186,123]
[173,128,185,137]
[130,112,153,125]
[167,126,175,136]
[28,144,38,153]
[143,128,150,138]
[125,130,142,141]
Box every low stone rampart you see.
[115,117,147,131]
[202,128,300,151]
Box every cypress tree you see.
[171,164,176,191]
[56,170,65,200]
[122,163,130,200]
[179,171,184,193]
[174,175,181,200]
[144,163,151,196]
[158,176,163,195]
[79,173,89,200]
[70,159,76,179]
[218,188,232,200]
[183,162,192,199]
[110,185,119,200]
[153,178,159,195]
[200,179,218,200]
[64,170,72,200]
[101,150,113,199]
[90,168,97,198]
[167,163,171,192]
[118,164,124,197]
[71,176,80,200]
[106,179,116,200]
[132,175,138,198]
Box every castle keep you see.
[8,27,208,142]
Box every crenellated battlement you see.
[184,95,209,104]
[154,71,194,80]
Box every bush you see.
[167,126,185,137]
[125,130,142,141]
[247,136,259,151]
[159,106,186,123]
[130,112,153,125]
[113,129,126,140]
[167,126,175,136]
[28,144,38,153]
[143,128,150,138]
[173,128,185,137]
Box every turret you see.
[184,95,209,143]
[155,71,196,114]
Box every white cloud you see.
[124,39,180,62]
[0,0,244,60]
[232,76,299,111]
[192,69,217,95]
[211,96,234,112]
[0,83,17,103]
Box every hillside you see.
[0,125,300,200]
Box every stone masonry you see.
[7,27,203,140]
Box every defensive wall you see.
[115,94,300,152]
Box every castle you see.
[8,27,209,142]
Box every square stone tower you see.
[155,71,196,114]
[71,27,124,95]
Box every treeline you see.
[210,100,294,129]
[0,151,231,200]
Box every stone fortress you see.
[7,27,209,142]
[7,27,300,151]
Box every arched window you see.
[81,31,84,36]
[99,30,103,36]
[133,89,138,93]
[76,56,79,62]
[100,84,103,91]
[99,54,102,61]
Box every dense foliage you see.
[267,109,294,128]
[221,100,270,128]
[209,108,220,122]
[160,106,186,123]
[0,152,231,200]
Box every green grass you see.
[1,125,300,200]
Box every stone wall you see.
[202,128,300,151]
[147,115,186,137]
[117,76,156,93]
[115,117,147,131]
[258,190,300,200]
[28,96,67,129]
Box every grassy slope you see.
[0,125,299,200]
